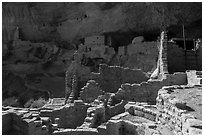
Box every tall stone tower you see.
[64,51,81,104]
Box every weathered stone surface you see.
[186,70,202,86]
[80,80,103,103]
[53,128,98,135]
[156,85,202,135]
[51,102,88,128]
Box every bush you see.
[2,97,20,107]
[24,98,34,108]
[24,98,47,108]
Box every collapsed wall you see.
[41,100,88,128]
[2,107,50,135]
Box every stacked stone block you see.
[125,102,158,122]
[80,80,103,103]
[156,86,202,135]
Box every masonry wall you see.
[114,72,187,104]
[2,107,49,135]
[156,86,202,135]
[117,38,158,72]
[106,119,143,135]
[108,101,127,118]
[91,64,149,93]
[186,70,202,86]
[50,101,88,128]
[80,80,103,103]
[53,128,98,135]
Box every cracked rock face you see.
[2,2,202,45]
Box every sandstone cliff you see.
[3,2,202,46]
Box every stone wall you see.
[106,119,144,135]
[80,80,104,103]
[91,64,149,93]
[186,70,202,86]
[114,72,187,104]
[156,86,202,135]
[80,105,105,128]
[117,36,158,72]
[125,102,158,122]
[65,57,149,95]
[49,100,88,128]
[53,128,98,135]
[150,31,169,80]
[2,100,89,134]
[108,100,127,118]
[2,107,50,135]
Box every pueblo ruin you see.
[2,2,202,135]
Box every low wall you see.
[114,72,187,104]
[125,103,158,122]
[53,128,98,135]
[50,100,88,128]
[186,70,202,86]
[80,80,103,103]
[109,100,127,117]
[106,119,144,135]
[2,107,49,135]
[156,86,202,135]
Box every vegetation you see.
[2,97,20,107]
[24,98,47,108]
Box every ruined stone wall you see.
[106,119,143,135]
[90,64,149,93]
[186,70,202,86]
[2,107,50,135]
[53,128,98,135]
[156,86,202,135]
[50,100,88,128]
[158,31,169,78]
[125,102,158,122]
[108,100,127,118]
[116,37,158,72]
[114,72,187,104]
[80,80,103,103]
[82,105,106,128]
